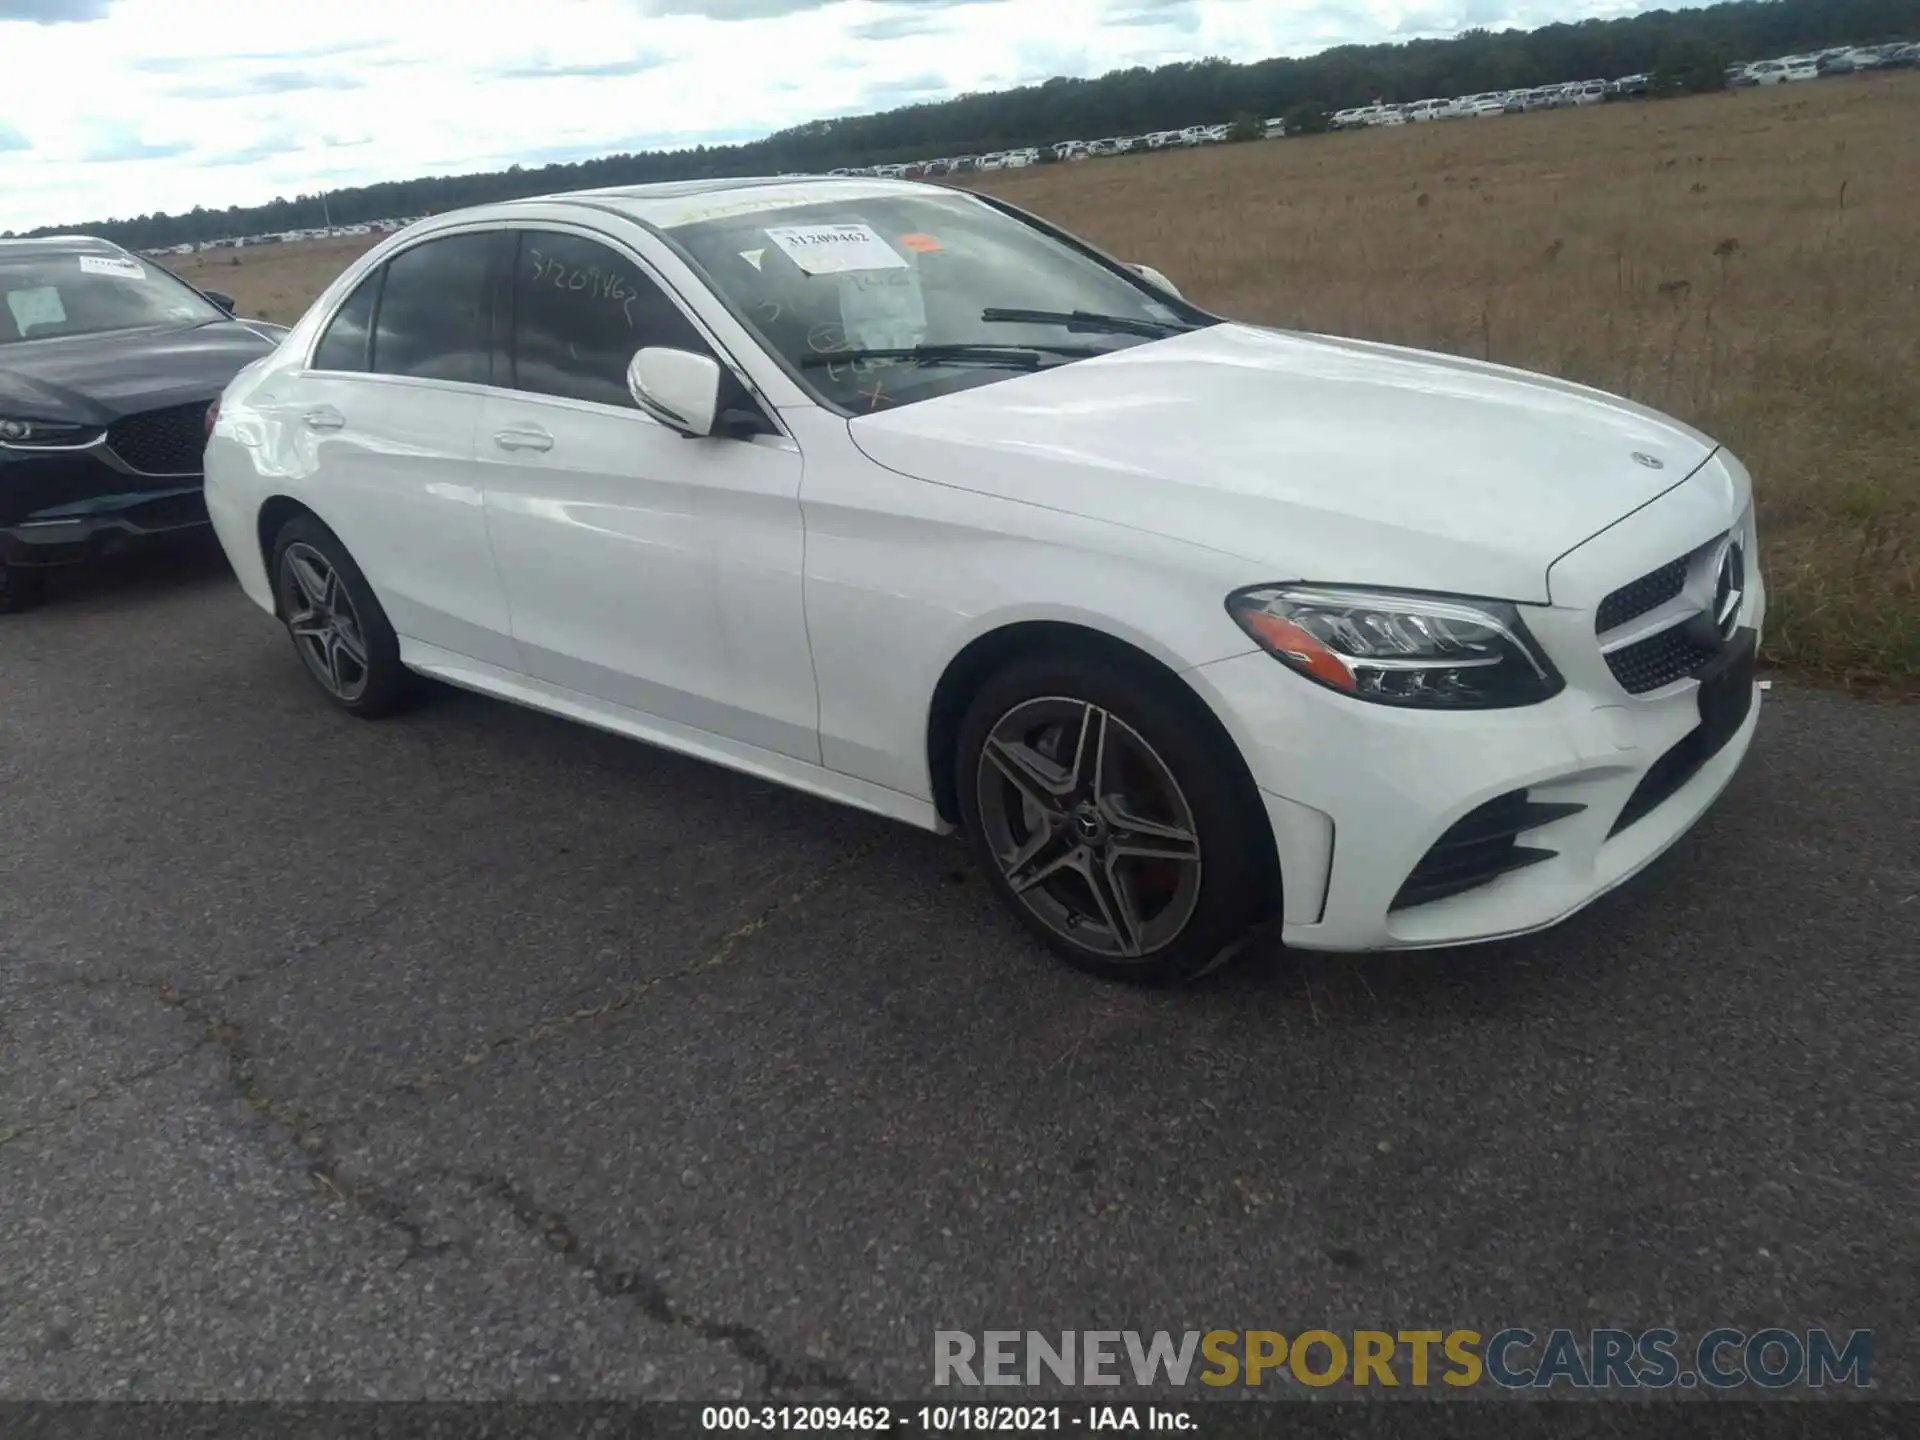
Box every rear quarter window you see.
[312,270,381,372]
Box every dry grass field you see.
[175,233,382,325]
[179,74,1919,687]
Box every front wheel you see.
[956,653,1276,985]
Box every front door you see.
[476,227,819,764]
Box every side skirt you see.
[399,639,954,835]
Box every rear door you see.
[280,229,520,669]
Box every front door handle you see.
[303,406,345,431]
[493,426,554,453]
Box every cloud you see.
[638,0,1004,22]
[632,0,831,16]
[162,68,368,99]
[856,70,950,107]
[847,12,943,40]
[490,51,675,78]
[0,0,112,22]
[1102,0,1194,19]
[0,121,31,152]
[202,135,295,167]
[132,39,395,73]
[1100,0,1207,27]
[77,122,193,163]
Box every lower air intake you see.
[1391,789,1586,912]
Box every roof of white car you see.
[494,175,939,230]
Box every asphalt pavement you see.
[2,543,1914,1403]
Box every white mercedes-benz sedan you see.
[204,176,1764,983]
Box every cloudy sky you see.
[2,0,1677,231]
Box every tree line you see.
[10,0,1912,250]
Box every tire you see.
[955,650,1276,986]
[268,514,412,717]
[0,563,48,614]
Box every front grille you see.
[1604,625,1720,694]
[1596,555,1688,632]
[106,401,210,477]
[1391,789,1585,912]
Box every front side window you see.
[370,232,494,385]
[664,189,1209,414]
[510,230,708,409]
[0,251,223,344]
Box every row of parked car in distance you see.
[822,122,1271,180]
[1326,40,1915,129]
[844,40,1917,163]
[1729,41,1917,85]
[1331,79,1609,128]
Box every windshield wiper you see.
[980,308,1194,339]
[797,342,1100,372]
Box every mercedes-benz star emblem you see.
[1631,452,1665,470]
[1713,541,1744,641]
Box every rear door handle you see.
[493,426,554,454]
[303,406,345,431]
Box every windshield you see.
[0,251,224,345]
[664,189,1207,413]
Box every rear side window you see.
[371,232,494,385]
[510,230,709,409]
[312,270,380,372]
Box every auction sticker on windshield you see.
[78,255,147,281]
[765,223,909,276]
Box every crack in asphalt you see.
[459,1170,877,1402]
[156,984,459,1267]
[204,855,488,999]
[0,1043,206,1151]
[395,843,879,1101]
[107,848,882,1398]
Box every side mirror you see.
[627,347,722,437]
[1124,263,1183,300]
[204,290,236,313]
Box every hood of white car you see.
[846,322,1718,603]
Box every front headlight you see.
[0,418,93,446]
[1226,584,1563,709]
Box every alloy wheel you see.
[975,696,1203,959]
[280,542,370,702]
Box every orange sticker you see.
[899,233,943,253]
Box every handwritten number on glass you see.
[528,248,641,329]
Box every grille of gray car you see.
[107,401,210,477]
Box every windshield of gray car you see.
[663,189,1207,412]
[0,251,224,345]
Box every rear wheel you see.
[269,516,412,717]
[956,651,1275,985]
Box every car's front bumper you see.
[0,440,208,568]
[1187,454,1767,953]
[1196,648,1761,952]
